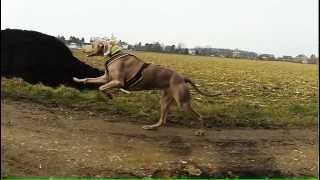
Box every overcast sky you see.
[1,0,318,57]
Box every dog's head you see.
[90,40,109,56]
[88,38,120,57]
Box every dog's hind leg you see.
[172,84,205,136]
[84,76,107,84]
[142,90,174,130]
[181,103,205,136]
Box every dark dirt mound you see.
[1,29,103,88]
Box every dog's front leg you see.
[73,77,88,83]
[73,71,107,84]
[99,80,124,91]
[98,80,124,99]
[99,80,124,99]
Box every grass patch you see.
[1,50,318,128]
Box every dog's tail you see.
[184,77,222,97]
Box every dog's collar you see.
[109,50,121,57]
[109,45,121,56]
[105,53,130,67]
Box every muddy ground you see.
[1,99,318,178]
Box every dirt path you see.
[1,99,318,178]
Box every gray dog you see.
[73,40,219,135]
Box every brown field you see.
[1,51,318,178]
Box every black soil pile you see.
[1,29,103,88]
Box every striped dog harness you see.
[105,52,130,67]
[105,53,150,90]
[123,63,150,90]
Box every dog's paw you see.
[106,93,113,99]
[101,91,113,99]
[73,77,80,82]
[194,129,206,136]
[99,86,105,91]
[73,77,87,84]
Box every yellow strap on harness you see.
[110,45,122,56]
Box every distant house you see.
[118,40,129,49]
[82,44,93,52]
[295,54,308,63]
[282,55,293,59]
[296,54,308,59]
[232,49,241,58]
[122,44,128,49]
[258,54,275,60]
[67,42,82,49]
[188,49,196,55]
[278,55,293,61]
[295,54,309,63]
[308,54,318,64]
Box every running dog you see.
[73,40,220,135]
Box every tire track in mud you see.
[1,99,317,178]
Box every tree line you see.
[57,35,85,45]
[128,42,257,58]
[128,42,189,54]
[56,35,318,64]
